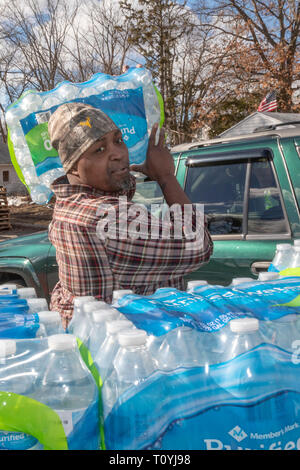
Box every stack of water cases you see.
[76,269,300,451]
[5,68,164,204]
[2,240,300,451]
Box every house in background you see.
[0,139,27,195]
[171,112,300,152]
[219,112,300,137]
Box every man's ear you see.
[68,164,79,177]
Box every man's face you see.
[72,129,131,192]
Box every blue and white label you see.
[104,344,300,450]
[0,431,42,450]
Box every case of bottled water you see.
[5,68,164,204]
[2,279,300,451]
[0,290,63,339]
[0,339,44,449]
[0,336,100,450]
[100,282,300,450]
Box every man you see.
[48,102,213,328]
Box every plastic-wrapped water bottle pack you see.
[61,274,300,451]
[5,68,164,204]
[268,240,300,276]
[0,335,100,450]
[0,285,66,339]
[2,268,300,450]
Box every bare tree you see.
[1,0,79,93]
[120,0,255,143]
[192,0,300,111]
[63,0,134,80]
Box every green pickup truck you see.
[0,124,299,302]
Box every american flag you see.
[257,91,277,112]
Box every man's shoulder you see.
[52,192,131,227]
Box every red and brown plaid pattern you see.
[49,175,213,328]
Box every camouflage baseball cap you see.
[48,102,118,173]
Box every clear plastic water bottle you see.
[73,296,95,318]
[102,329,157,419]
[0,291,19,301]
[0,283,18,291]
[94,319,135,382]
[0,339,43,449]
[87,308,120,359]
[0,305,31,319]
[82,300,108,317]
[231,277,256,287]
[67,296,95,339]
[75,300,111,339]
[32,334,100,450]
[223,318,265,361]
[261,314,300,352]
[258,272,279,281]
[37,311,64,336]
[268,243,293,272]
[0,318,46,339]
[17,287,37,299]
[26,298,48,313]
[150,326,203,371]
[290,245,300,269]
[197,325,233,365]
[112,289,134,306]
[186,280,209,293]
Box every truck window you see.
[184,156,288,236]
[248,159,288,234]
[185,159,246,235]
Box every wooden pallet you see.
[0,187,12,230]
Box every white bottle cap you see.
[27,298,48,312]
[17,287,37,298]
[0,284,17,290]
[231,277,254,286]
[83,301,107,314]
[118,329,147,347]
[258,272,279,281]
[187,280,208,289]
[73,296,95,307]
[112,290,134,301]
[106,319,133,335]
[276,244,292,251]
[92,309,119,323]
[38,311,61,324]
[0,339,16,358]
[48,334,76,351]
[229,318,259,333]
[293,240,300,246]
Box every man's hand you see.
[130,123,191,207]
[130,123,175,183]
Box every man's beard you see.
[110,172,132,192]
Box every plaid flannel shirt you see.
[49,175,213,328]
